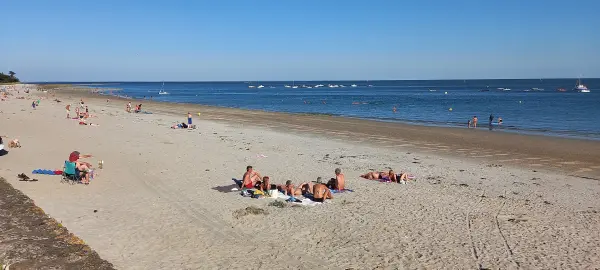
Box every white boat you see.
[339,85,346,88]
[503,88,511,91]
[248,85,256,88]
[292,86,298,89]
[574,78,590,92]
[284,85,291,88]
[315,84,324,88]
[158,82,169,94]
[328,84,339,88]
[257,85,265,89]
[350,84,357,87]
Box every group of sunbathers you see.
[240,166,345,202]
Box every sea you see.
[48,79,600,140]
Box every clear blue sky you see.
[2,0,599,81]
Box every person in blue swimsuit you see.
[187,112,192,126]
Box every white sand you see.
[1,88,599,269]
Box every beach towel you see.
[32,169,61,175]
[331,189,354,193]
[232,178,243,187]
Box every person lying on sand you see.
[171,123,189,129]
[361,170,408,183]
[312,177,333,202]
[241,165,261,189]
[326,168,345,190]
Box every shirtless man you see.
[241,165,261,189]
[473,116,478,128]
[312,177,333,202]
[327,168,345,190]
[279,180,302,196]
[258,176,275,193]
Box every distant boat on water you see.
[158,82,169,95]
[350,84,357,87]
[248,85,256,88]
[257,85,265,89]
[574,78,590,92]
[557,88,567,92]
[284,85,291,88]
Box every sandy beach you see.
[1,85,599,269]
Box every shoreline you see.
[51,85,600,179]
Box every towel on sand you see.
[331,189,354,193]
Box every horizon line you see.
[25,77,598,84]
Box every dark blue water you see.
[54,79,600,139]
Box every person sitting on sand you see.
[312,177,333,202]
[68,151,93,184]
[65,104,71,118]
[241,165,261,189]
[258,176,276,193]
[278,180,302,197]
[327,168,345,190]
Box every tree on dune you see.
[0,71,20,83]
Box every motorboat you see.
[574,78,590,92]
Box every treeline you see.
[0,71,20,83]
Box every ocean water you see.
[63,79,600,139]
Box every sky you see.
[2,0,600,81]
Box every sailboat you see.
[291,81,298,89]
[158,82,169,95]
[573,77,590,92]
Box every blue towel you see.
[286,197,301,203]
[232,178,243,187]
[331,189,354,194]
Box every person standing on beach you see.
[187,112,192,127]
[473,116,478,128]
[498,117,503,125]
[489,114,494,130]
[126,102,131,113]
[65,104,71,118]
